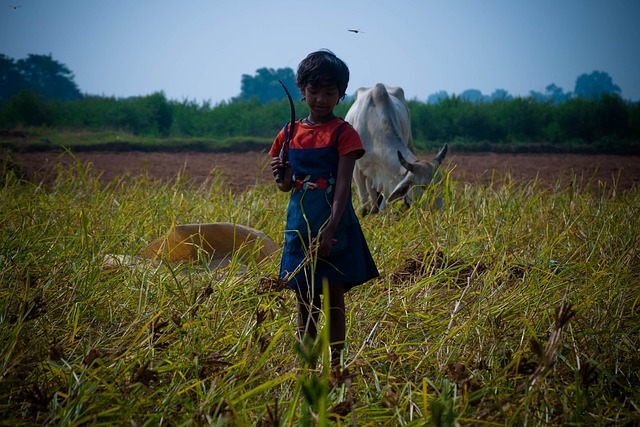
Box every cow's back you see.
[346,83,415,205]
[347,83,413,154]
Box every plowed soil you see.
[8,150,640,193]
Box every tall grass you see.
[1,155,638,425]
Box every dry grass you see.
[1,155,639,426]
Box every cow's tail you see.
[434,143,448,165]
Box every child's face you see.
[302,84,340,119]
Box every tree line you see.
[1,54,638,152]
[408,94,639,152]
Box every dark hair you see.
[296,49,350,99]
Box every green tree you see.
[239,67,296,104]
[16,54,82,101]
[593,93,629,139]
[0,90,53,126]
[0,54,27,101]
[555,97,596,141]
[427,90,448,104]
[141,92,173,136]
[629,101,640,142]
[574,71,621,100]
[545,84,571,104]
[489,89,512,101]
[459,89,486,103]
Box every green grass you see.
[5,126,636,155]
[1,155,639,426]
[0,127,273,153]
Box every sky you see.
[2,0,639,104]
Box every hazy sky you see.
[2,0,639,104]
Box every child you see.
[269,50,379,367]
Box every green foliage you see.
[552,94,630,143]
[0,90,54,126]
[410,94,639,152]
[240,67,297,104]
[1,156,639,425]
[52,92,173,136]
[1,89,639,153]
[0,54,26,100]
[574,70,621,100]
[0,53,82,102]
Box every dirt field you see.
[7,150,640,193]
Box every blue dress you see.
[276,119,379,292]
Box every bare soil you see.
[7,150,640,193]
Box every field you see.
[2,149,639,425]
[8,150,640,193]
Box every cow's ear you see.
[388,179,411,203]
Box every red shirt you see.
[269,118,365,159]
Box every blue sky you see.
[2,0,639,104]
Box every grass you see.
[1,154,639,426]
[0,127,273,153]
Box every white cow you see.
[345,83,447,214]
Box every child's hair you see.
[296,49,350,100]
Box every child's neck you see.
[305,113,336,125]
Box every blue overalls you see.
[280,120,379,292]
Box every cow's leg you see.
[375,192,384,212]
[362,176,384,214]
[367,185,383,214]
[376,193,387,212]
[366,178,381,215]
[354,169,371,216]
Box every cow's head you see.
[387,144,448,207]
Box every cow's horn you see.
[434,143,448,164]
[397,151,414,173]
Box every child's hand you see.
[312,229,338,257]
[270,156,293,189]
[270,157,291,176]
[270,156,286,176]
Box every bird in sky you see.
[8,4,21,9]
[347,28,364,34]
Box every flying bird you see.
[8,4,21,9]
[347,28,364,34]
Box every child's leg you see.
[296,287,321,342]
[327,284,346,366]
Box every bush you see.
[0,91,54,127]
